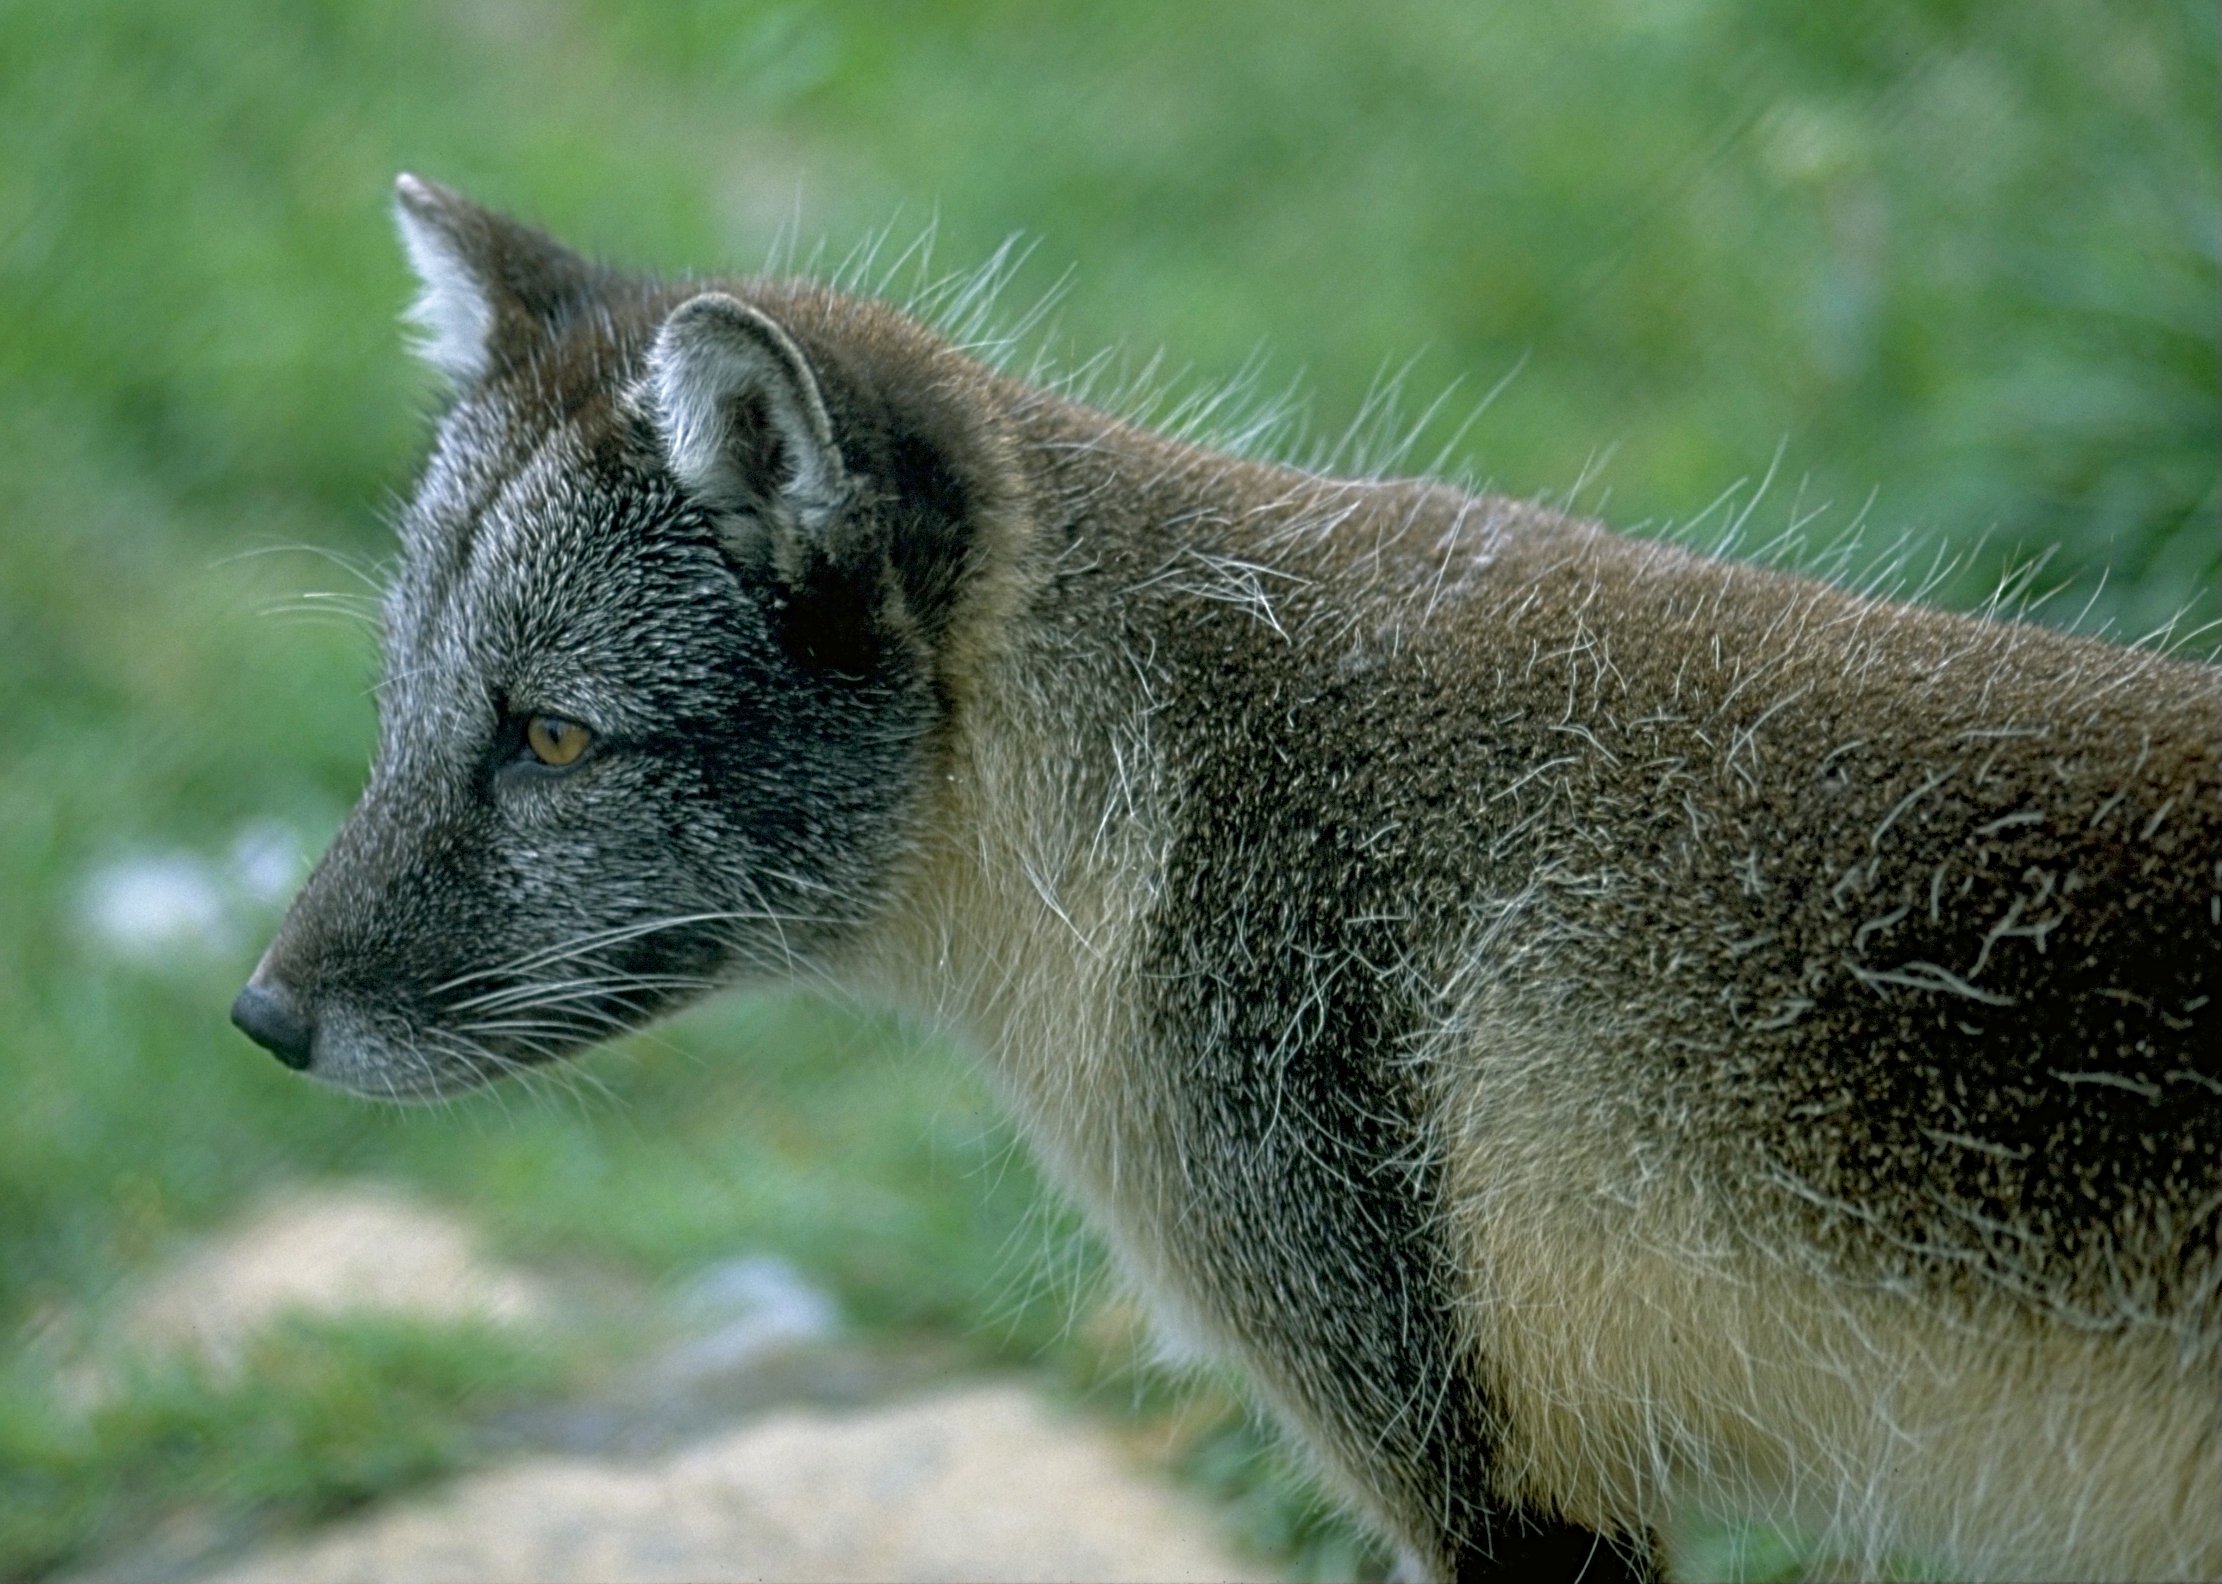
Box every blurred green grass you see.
[2,1317,568,1576]
[1,2,2214,1579]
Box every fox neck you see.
[843,398,1225,1210]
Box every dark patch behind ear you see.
[775,322,983,656]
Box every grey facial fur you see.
[236,177,2221,1582]
[242,183,946,1097]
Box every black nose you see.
[230,981,315,1071]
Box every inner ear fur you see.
[648,292,853,545]
[392,173,608,386]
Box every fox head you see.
[232,177,1003,1096]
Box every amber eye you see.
[524,714,592,768]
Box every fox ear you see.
[391,173,603,386]
[647,291,851,539]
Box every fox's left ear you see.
[391,173,604,386]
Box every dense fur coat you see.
[236,179,2222,1581]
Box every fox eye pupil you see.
[525,714,590,767]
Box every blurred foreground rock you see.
[120,1183,550,1367]
[68,1185,1266,1583]
[190,1382,1265,1584]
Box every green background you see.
[2,3,2214,1578]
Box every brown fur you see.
[826,344,2222,1575]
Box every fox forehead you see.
[379,405,738,745]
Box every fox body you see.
[235,179,2222,1581]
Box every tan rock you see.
[192,1382,1269,1583]
[122,1183,549,1366]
